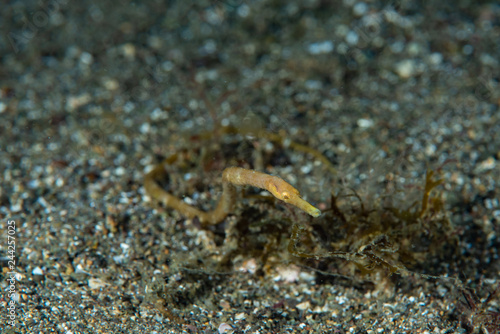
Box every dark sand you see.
[1,0,499,333]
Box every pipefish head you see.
[267,177,301,203]
[267,176,321,218]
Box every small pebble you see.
[307,41,334,55]
[218,323,233,334]
[395,59,416,78]
[32,267,44,275]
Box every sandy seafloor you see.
[1,0,500,333]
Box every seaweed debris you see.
[288,166,458,289]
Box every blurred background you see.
[1,0,499,332]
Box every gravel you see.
[1,0,499,333]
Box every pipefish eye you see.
[282,192,290,200]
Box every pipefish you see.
[144,164,321,226]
